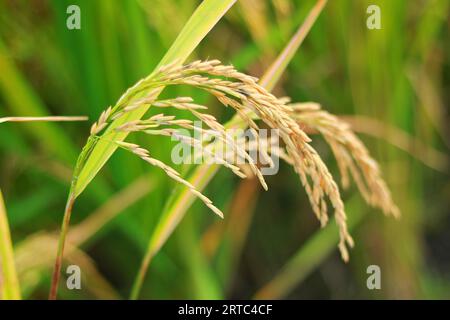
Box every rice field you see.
[0,0,449,300]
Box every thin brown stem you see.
[49,194,76,300]
[0,116,88,124]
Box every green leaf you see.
[73,0,237,198]
[0,190,21,300]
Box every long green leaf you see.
[73,0,237,198]
[0,190,21,300]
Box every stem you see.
[49,193,75,300]
[49,137,98,300]
[0,116,88,124]
[129,245,155,300]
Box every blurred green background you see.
[0,0,449,299]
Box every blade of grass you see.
[50,0,237,300]
[0,190,21,300]
[130,0,328,299]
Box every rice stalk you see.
[86,60,356,285]
[50,0,397,300]
[72,59,352,299]
[115,141,225,218]
[98,60,353,261]
[290,102,400,218]
[124,61,401,300]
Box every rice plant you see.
[49,2,398,298]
